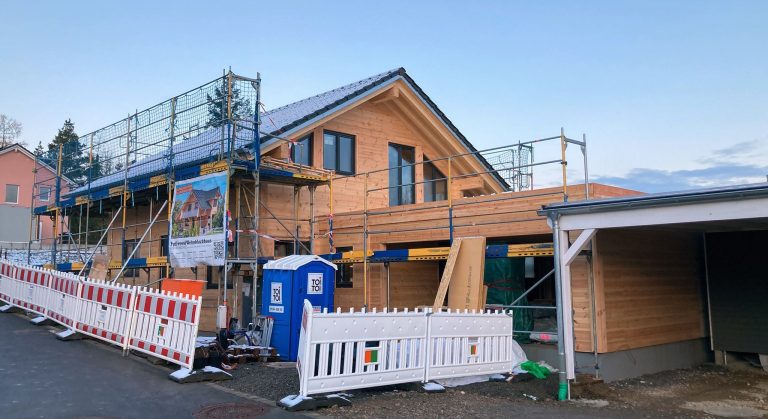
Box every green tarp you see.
[484,258,533,343]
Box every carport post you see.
[551,214,569,400]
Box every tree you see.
[33,141,45,156]
[205,79,252,129]
[44,119,90,185]
[0,114,23,147]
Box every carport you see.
[540,183,768,394]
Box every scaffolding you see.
[27,72,331,318]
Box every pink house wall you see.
[0,147,60,244]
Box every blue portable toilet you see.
[261,255,336,361]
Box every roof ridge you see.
[263,68,402,116]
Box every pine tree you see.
[45,119,90,185]
[205,79,252,129]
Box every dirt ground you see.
[219,361,768,418]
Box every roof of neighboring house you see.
[69,68,508,196]
[0,143,75,185]
[188,187,221,211]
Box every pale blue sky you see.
[1,0,766,192]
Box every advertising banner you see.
[169,172,228,267]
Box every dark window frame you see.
[335,246,354,288]
[291,133,313,166]
[423,158,447,202]
[388,143,416,206]
[322,130,356,175]
[122,238,140,278]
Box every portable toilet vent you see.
[261,255,337,361]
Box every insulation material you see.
[445,237,487,311]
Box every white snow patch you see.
[422,382,445,392]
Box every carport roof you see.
[539,182,768,216]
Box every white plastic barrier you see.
[425,310,515,381]
[12,264,50,316]
[128,287,202,369]
[295,300,515,397]
[46,272,82,328]
[0,260,14,303]
[75,279,136,349]
[297,301,428,396]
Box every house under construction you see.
[27,68,725,383]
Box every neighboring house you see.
[0,144,67,244]
[176,187,222,235]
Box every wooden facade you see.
[95,75,708,355]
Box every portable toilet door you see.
[262,255,337,361]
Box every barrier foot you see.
[56,329,85,341]
[0,304,22,314]
[278,394,352,412]
[489,373,508,382]
[169,366,232,384]
[421,382,446,393]
[30,316,55,326]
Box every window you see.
[335,247,354,288]
[275,240,311,258]
[423,159,447,202]
[5,184,19,204]
[323,131,355,174]
[39,186,51,202]
[291,134,313,166]
[122,238,140,278]
[388,143,415,206]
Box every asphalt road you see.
[0,311,297,419]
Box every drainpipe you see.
[551,213,569,401]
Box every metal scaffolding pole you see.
[251,72,262,327]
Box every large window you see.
[39,186,51,202]
[323,131,355,175]
[5,184,19,204]
[388,143,415,206]
[291,134,312,166]
[423,159,447,202]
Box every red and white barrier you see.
[128,287,202,369]
[46,272,82,328]
[75,280,136,349]
[0,260,14,303]
[0,260,203,370]
[12,265,50,316]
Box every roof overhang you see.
[540,183,768,230]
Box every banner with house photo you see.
[169,171,228,268]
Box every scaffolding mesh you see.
[30,73,260,265]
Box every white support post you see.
[558,228,576,380]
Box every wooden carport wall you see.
[543,188,768,398]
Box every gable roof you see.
[189,187,221,211]
[0,143,75,186]
[260,68,509,190]
[69,68,508,197]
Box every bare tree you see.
[0,114,23,147]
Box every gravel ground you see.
[218,361,768,418]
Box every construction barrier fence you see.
[296,300,520,397]
[0,259,202,369]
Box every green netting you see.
[484,257,533,343]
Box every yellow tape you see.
[199,160,229,175]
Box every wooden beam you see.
[563,228,597,266]
[432,238,462,311]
